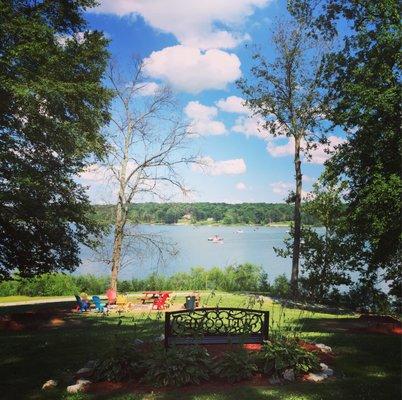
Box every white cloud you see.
[216,96,250,114]
[94,0,270,50]
[270,181,292,196]
[134,81,160,96]
[308,135,345,164]
[266,135,345,164]
[235,182,247,190]
[143,45,241,93]
[192,156,246,176]
[232,115,269,139]
[185,101,226,136]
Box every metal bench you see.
[164,307,269,348]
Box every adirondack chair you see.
[92,295,106,312]
[106,288,116,305]
[116,294,128,307]
[152,292,170,310]
[75,294,89,312]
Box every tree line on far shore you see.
[93,202,319,226]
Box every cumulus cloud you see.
[143,46,241,93]
[134,81,160,96]
[232,115,269,139]
[235,182,247,190]
[94,0,270,50]
[185,101,226,136]
[216,96,250,114]
[192,156,246,176]
[270,181,292,196]
[266,135,345,164]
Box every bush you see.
[213,348,258,383]
[270,274,291,299]
[93,345,145,382]
[142,346,211,387]
[255,336,320,377]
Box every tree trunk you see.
[110,133,130,291]
[291,135,302,299]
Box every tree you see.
[289,0,401,301]
[238,19,329,298]
[103,60,196,291]
[0,0,111,280]
[276,181,351,303]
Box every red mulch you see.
[0,309,73,331]
[85,341,334,396]
[349,315,402,336]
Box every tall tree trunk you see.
[110,133,130,291]
[291,135,302,299]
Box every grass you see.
[0,292,400,400]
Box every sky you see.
[79,0,346,204]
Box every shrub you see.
[270,274,291,299]
[93,345,145,382]
[213,348,258,383]
[255,336,320,377]
[142,346,211,387]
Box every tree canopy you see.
[0,0,112,279]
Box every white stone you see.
[316,343,332,353]
[66,379,91,394]
[283,369,295,382]
[42,380,57,390]
[305,372,327,382]
[323,368,334,377]
[320,363,329,371]
[133,338,144,346]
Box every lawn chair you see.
[75,294,89,312]
[116,294,128,307]
[92,296,106,312]
[152,292,170,310]
[106,288,116,305]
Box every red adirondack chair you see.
[152,292,170,310]
[106,288,116,305]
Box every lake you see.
[78,224,297,281]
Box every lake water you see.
[77,224,296,280]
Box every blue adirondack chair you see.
[92,295,106,312]
[75,294,89,312]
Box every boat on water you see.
[208,234,224,243]
[236,229,244,234]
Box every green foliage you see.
[289,0,401,304]
[93,345,145,382]
[255,337,320,376]
[143,346,211,387]
[0,264,290,297]
[0,0,112,280]
[93,202,318,226]
[213,349,258,383]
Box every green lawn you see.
[0,292,400,400]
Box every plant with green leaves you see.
[213,348,258,383]
[142,346,211,387]
[255,336,320,377]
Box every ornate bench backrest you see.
[164,307,269,347]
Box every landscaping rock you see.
[42,379,57,390]
[305,372,327,382]
[316,343,332,353]
[283,369,295,382]
[67,379,91,394]
[133,338,144,346]
[75,367,94,379]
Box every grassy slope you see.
[0,292,400,400]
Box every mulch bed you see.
[84,341,335,396]
[349,315,402,336]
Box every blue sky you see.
[79,0,345,204]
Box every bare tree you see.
[238,19,329,298]
[103,59,197,291]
